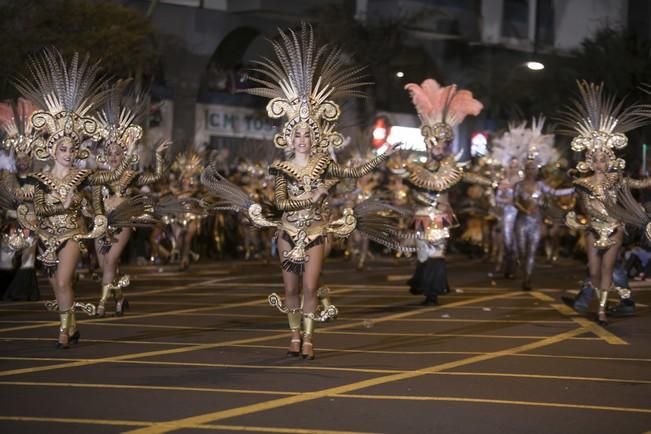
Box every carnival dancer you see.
[202,23,403,360]
[92,81,170,316]
[12,48,139,348]
[559,81,651,325]
[514,160,573,290]
[0,99,40,300]
[170,151,206,270]
[510,116,573,290]
[400,79,483,305]
[490,124,528,277]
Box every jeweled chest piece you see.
[302,175,313,192]
[58,185,68,198]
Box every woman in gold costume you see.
[202,24,401,359]
[92,82,170,316]
[12,49,135,348]
[560,81,651,325]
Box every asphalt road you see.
[0,255,650,434]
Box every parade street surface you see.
[0,256,650,434]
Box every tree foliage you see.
[0,0,159,97]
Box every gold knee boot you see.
[597,287,609,325]
[57,309,72,349]
[287,308,302,357]
[301,313,316,360]
[68,309,80,344]
[97,283,114,317]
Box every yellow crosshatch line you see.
[3,275,247,307]
[0,417,381,434]
[334,394,651,414]
[0,271,644,433]
[529,292,628,345]
[0,315,578,325]
[227,327,600,340]
[2,363,649,385]
[0,292,521,378]
[5,342,651,363]
[122,328,589,434]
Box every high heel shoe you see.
[69,330,80,345]
[115,298,129,317]
[301,341,315,360]
[97,283,113,317]
[597,309,608,326]
[96,300,106,317]
[286,338,301,357]
[56,333,70,349]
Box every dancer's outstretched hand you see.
[156,139,171,154]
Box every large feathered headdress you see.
[0,98,37,155]
[13,47,109,160]
[556,80,650,173]
[490,115,558,167]
[94,79,146,164]
[404,79,483,150]
[244,22,369,154]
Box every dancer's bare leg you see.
[49,241,80,346]
[301,242,325,359]
[278,235,301,354]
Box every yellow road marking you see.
[530,291,555,302]
[0,415,149,427]
[527,293,628,346]
[0,292,518,378]
[0,416,379,434]
[0,337,200,347]
[432,371,651,384]
[0,381,298,396]
[3,275,242,307]
[226,344,651,362]
[546,302,629,345]
[123,327,587,434]
[554,303,578,316]
[336,393,651,414]
[229,327,598,341]
[570,316,629,346]
[0,298,266,333]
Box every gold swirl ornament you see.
[73,215,108,242]
[247,203,278,228]
[327,208,357,238]
[268,292,289,314]
[44,300,97,316]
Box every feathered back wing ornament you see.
[526,115,558,166]
[0,98,37,155]
[243,22,370,153]
[556,80,651,172]
[13,47,110,161]
[404,79,482,147]
[489,121,528,167]
[94,79,146,163]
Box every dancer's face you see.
[292,126,312,155]
[106,144,124,168]
[592,151,608,173]
[524,162,538,178]
[15,152,31,173]
[54,138,76,168]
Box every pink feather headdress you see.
[404,79,483,128]
[0,97,37,154]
